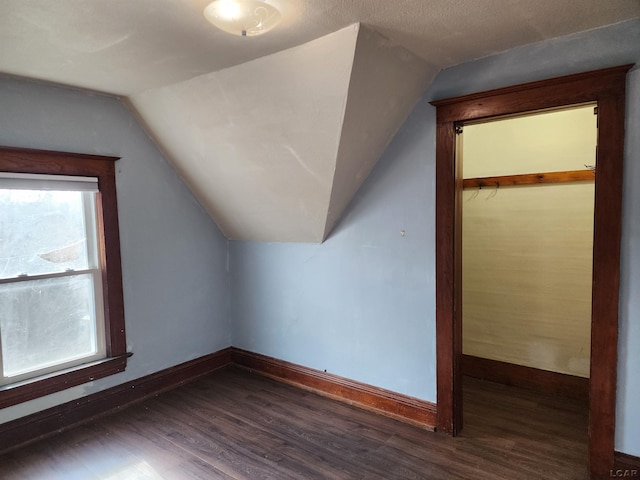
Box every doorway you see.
[459,106,596,474]
[431,65,631,478]
[460,105,596,390]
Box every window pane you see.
[0,190,93,279]
[0,273,100,378]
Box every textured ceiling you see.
[1,0,638,96]
[1,0,638,242]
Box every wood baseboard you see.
[614,451,640,477]
[462,354,589,402]
[230,347,436,430]
[0,347,232,454]
[0,346,436,454]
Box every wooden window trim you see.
[0,146,128,409]
[431,64,632,478]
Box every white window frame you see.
[0,175,108,385]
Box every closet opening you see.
[431,65,630,478]
[460,104,596,391]
[458,105,596,475]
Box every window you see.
[0,147,128,408]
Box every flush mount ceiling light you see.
[203,0,282,37]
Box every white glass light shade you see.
[203,0,281,37]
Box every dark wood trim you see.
[0,146,120,174]
[0,146,128,408]
[431,65,632,124]
[0,348,233,455]
[97,168,127,357]
[0,354,130,409]
[462,354,589,402]
[231,348,437,430]
[614,452,640,477]
[435,120,461,434]
[0,347,438,454]
[588,88,627,479]
[431,65,631,479]
[463,169,595,189]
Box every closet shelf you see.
[463,169,595,189]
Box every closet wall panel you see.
[461,105,596,377]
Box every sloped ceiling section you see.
[130,25,356,242]
[324,25,436,238]
[130,23,431,242]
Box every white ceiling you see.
[1,0,638,242]
[1,0,638,96]
[130,24,432,242]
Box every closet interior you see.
[460,104,598,399]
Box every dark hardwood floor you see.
[0,366,588,479]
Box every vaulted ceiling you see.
[130,24,432,241]
[1,0,639,241]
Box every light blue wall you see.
[230,99,437,400]
[0,76,231,423]
[430,20,640,101]
[618,66,640,457]
[230,19,640,455]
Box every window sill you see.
[0,353,132,409]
